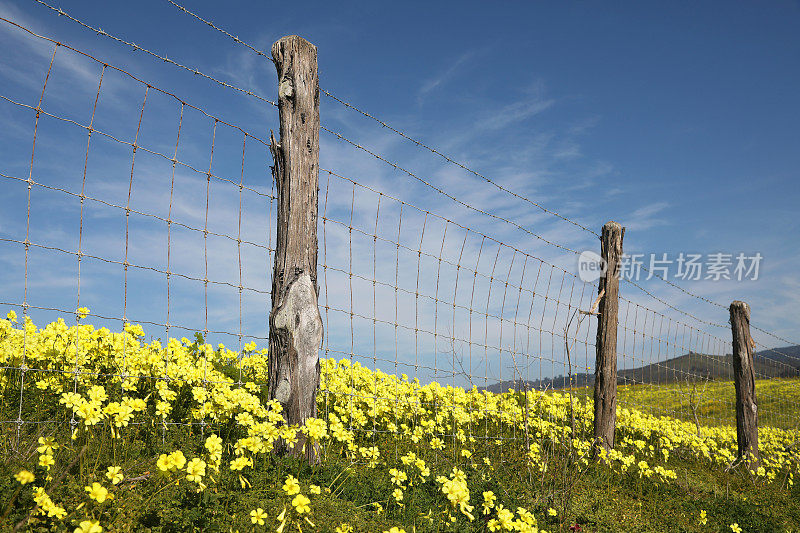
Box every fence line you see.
[620,280,729,329]
[751,326,800,349]
[28,0,792,341]
[0,12,798,479]
[160,0,600,239]
[316,163,797,435]
[1,16,277,445]
[154,0,776,329]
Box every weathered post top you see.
[272,35,319,108]
[730,300,749,319]
[601,221,624,264]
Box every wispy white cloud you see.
[417,50,477,104]
[472,91,556,133]
[0,5,99,90]
[622,201,669,231]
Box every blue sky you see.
[1,0,798,387]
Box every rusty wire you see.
[27,0,278,107]
[1,19,275,440]
[26,0,795,347]
[154,0,779,329]
[1,13,797,454]
[316,166,798,438]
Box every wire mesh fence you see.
[0,17,279,456]
[1,6,799,481]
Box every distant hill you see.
[756,344,800,367]
[482,345,800,393]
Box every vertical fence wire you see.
[315,167,607,471]
[1,12,798,488]
[0,22,276,454]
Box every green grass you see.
[6,381,799,532]
[3,435,798,532]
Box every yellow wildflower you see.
[85,482,112,503]
[37,436,59,454]
[185,458,206,483]
[302,418,327,441]
[497,506,514,529]
[292,494,311,514]
[39,454,55,470]
[15,470,35,485]
[283,475,300,495]
[106,466,124,485]
[250,508,267,525]
[74,519,102,533]
[229,456,252,471]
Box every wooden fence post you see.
[730,300,760,467]
[268,35,323,463]
[593,221,624,453]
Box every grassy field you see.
[563,378,800,431]
[1,314,799,532]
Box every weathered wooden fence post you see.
[593,221,624,453]
[268,35,323,463]
[730,300,760,467]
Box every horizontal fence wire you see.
[316,167,799,453]
[316,166,603,462]
[29,0,278,107]
[1,4,798,485]
[34,0,792,336]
